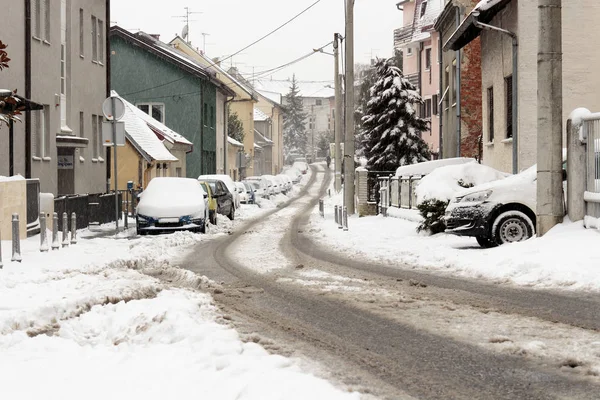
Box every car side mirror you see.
[203,193,208,199]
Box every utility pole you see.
[537,0,563,236]
[334,33,342,192]
[344,0,355,214]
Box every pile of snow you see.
[415,162,508,203]
[0,175,25,182]
[395,157,475,177]
[474,0,504,12]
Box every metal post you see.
[338,205,343,229]
[62,212,69,247]
[537,0,564,236]
[111,96,119,233]
[11,214,21,262]
[343,206,348,231]
[52,212,60,250]
[334,33,342,192]
[334,205,339,224]
[344,0,355,214]
[40,212,48,252]
[455,8,462,158]
[124,189,129,229]
[567,118,587,222]
[71,212,77,244]
[512,37,519,174]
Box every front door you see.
[57,148,75,196]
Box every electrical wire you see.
[121,0,323,97]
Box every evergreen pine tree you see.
[283,75,308,159]
[361,58,430,171]
[227,110,245,143]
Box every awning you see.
[0,93,43,114]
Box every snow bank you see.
[0,175,25,182]
[395,157,475,177]
[416,162,508,203]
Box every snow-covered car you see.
[263,175,281,194]
[277,174,292,192]
[235,182,249,204]
[283,167,302,184]
[245,176,271,198]
[272,175,287,194]
[445,165,566,247]
[292,161,309,175]
[198,174,240,209]
[244,179,265,199]
[136,177,208,235]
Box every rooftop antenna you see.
[172,7,203,44]
[201,32,210,53]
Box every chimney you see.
[149,34,160,40]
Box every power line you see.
[121,0,322,97]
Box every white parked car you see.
[198,174,240,209]
[277,174,292,192]
[263,175,281,194]
[244,179,266,199]
[283,167,302,184]
[136,177,208,235]
[245,176,271,198]
[235,181,249,204]
[292,161,309,174]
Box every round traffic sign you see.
[102,96,126,121]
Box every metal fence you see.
[26,179,40,236]
[376,174,424,215]
[55,192,123,231]
[583,117,600,219]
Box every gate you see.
[583,118,600,219]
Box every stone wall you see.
[0,178,28,240]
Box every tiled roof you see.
[112,91,178,163]
[254,108,270,122]
[410,0,444,43]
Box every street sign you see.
[102,96,125,121]
[102,121,125,146]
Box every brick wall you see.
[460,36,483,160]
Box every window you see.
[162,163,167,177]
[210,106,214,129]
[420,1,428,18]
[98,19,104,63]
[203,103,208,127]
[316,99,322,106]
[79,9,84,56]
[44,0,50,41]
[432,94,438,116]
[487,87,494,142]
[136,103,165,124]
[444,68,450,109]
[79,112,84,138]
[176,167,182,177]
[452,60,457,106]
[92,114,99,159]
[33,0,41,38]
[423,99,432,119]
[407,47,413,57]
[425,48,432,70]
[91,16,97,61]
[505,75,513,138]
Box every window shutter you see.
[505,76,513,138]
[33,0,41,37]
[432,94,438,115]
[31,111,39,157]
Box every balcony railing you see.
[394,24,414,49]
[405,73,419,89]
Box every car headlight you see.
[460,190,493,203]
[137,214,151,223]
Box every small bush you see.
[416,199,449,235]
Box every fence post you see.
[408,178,413,210]
[334,205,339,224]
[70,212,77,245]
[11,214,22,262]
[343,206,348,231]
[52,212,60,250]
[40,212,49,252]
[62,212,69,248]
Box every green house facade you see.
[109,27,233,177]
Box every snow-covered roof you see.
[410,0,444,43]
[254,129,273,146]
[254,108,270,122]
[258,90,282,105]
[112,91,178,163]
[129,101,192,147]
[253,79,335,99]
[227,137,244,147]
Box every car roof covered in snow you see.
[395,158,476,177]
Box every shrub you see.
[416,199,449,235]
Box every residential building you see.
[434,0,483,160]
[227,137,244,180]
[109,27,235,178]
[254,108,274,176]
[1,0,109,196]
[109,92,190,190]
[444,0,600,173]
[394,0,444,158]
[168,37,258,178]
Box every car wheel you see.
[228,206,235,221]
[476,236,496,248]
[210,211,217,225]
[199,222,206,234]
[491,211,534,246]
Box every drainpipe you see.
[474,20,518,174]
[438,31,443,159]
[106,0,111,189]
[455,8,461,158]
[25,0,32,178]
[417,42,423,100]
[224,96,233,175]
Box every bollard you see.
[70,212,77,245]
[52,212,60,250]
[62,212,69,248]
[338,205,343,229]
[124,191,129,229]
[11,213,22,262]
[334,205,339,224]
[343,206,349,231]
[40,212,49,252]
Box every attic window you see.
[420,1,428,18]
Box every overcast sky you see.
[111,0,402,85]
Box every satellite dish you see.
[182,24,189,40]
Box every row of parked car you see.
[135,161,309,235]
